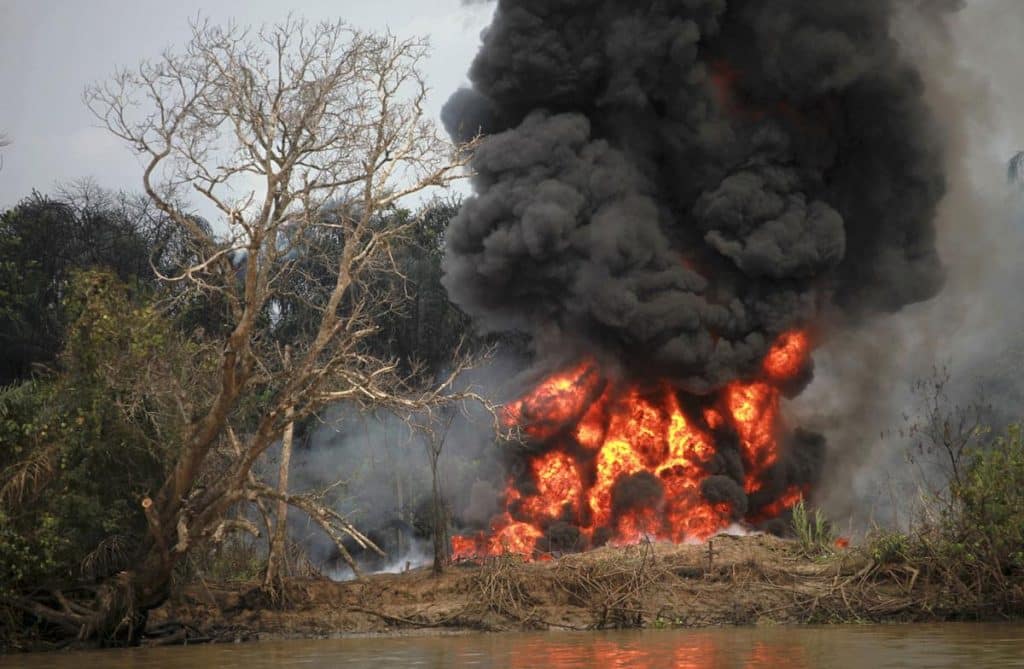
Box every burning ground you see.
[437,0,952,558]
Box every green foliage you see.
[943,424,1024,578]
[791,498,835,557]
[0,271,191,603]
[0,381,69,595]
[0,186,198,385]
[864,529,910,565]
[0,189,481,639]
[877,422,1024,616]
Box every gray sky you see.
[2,1,1023,214]
[0,0,494,209]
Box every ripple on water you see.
[6,624,1024,668]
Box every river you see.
[6,624,1024,668]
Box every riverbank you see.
[145,533,968,645]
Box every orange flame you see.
[453,329,813,559]
[487,520,543,556]
[726,381,781,493]
[748,485,806,524]
[763,330,810,381]
[521,451,583,519]
[502,361,601,440]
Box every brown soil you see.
[148,534,931,644]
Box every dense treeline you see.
[0,184,194,384]
[0,186,470,387]
[0,19,493,648]
[0,183,475,649]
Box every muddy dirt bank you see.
[145,533,968,645]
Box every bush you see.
[791,498,835,557]
[864,529,910,565]
[0,271,196,602]
[882,422,1024,616]
[940,424,1024,589]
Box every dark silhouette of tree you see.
[0,182,198,384]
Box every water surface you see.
[7,624,1024,668]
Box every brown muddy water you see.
[6,624,1024,668]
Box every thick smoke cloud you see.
[800,0,1023,528]
[611,471,665,518]
[443,0,948,394]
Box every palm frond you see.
[0,441,59,509]
[80,535,133,580]
[0,379,40,418]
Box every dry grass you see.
[552,541,668,628]
[467,553,544,627]
[150,534,1018,643]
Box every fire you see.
[747,486,807,525]
[522,451,583,519]
[502,361,600,440]
[487,520,543,555]
[763,330,810,381]
[589,438,646,528]
[452,330,813,559]
[726,382,780,493]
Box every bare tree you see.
[1009,151,1024,184]
[10,17,486,642]
[263,345,295,603]
[903,366,992,506]
[421,410,455,575]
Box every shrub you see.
[864,529,910,565]
[0,271,197,602]
[791,498,835,557]
[940,425,1024,593]
[888,422,1024,616]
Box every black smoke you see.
[700,475,747,517]
[610,470,665,517]
[442,0,948,395]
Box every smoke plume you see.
[443,0,949,397]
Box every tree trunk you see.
[395,456,405,558]
[430,451,445,575]
[264,347,294,600]
[17,541,176,645]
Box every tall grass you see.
[791,497,835,557]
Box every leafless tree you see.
[263,345,295,603]
[419,409,456,575]
[10,17,489,642]
[903,366,992,507]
